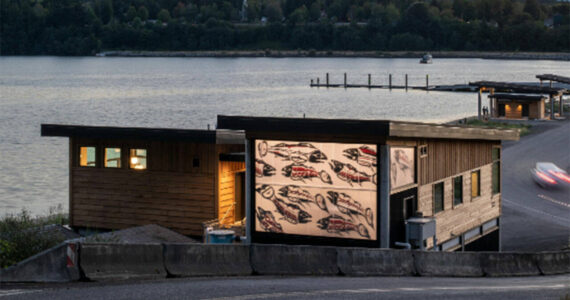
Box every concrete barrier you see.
[250,244,338,275]
[164,244,251,277]
[0,242,80,283]
[534,251,570,275]
[481,252,541,276]
[413,251,484,277]
[337,248,415,276]
[79,243,166,281]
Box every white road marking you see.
[205,284,567,300]
[538,194,570,208]
[503,198,570,229]
[0,289,41,298]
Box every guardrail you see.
[1,243,568,282]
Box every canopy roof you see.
[470,81,565,96]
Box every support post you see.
[539,79,543,87]
[310,79,313,86]
[368,74,371,88]
[379,145,390,248]
[244,139,252,245]
[426,74,429,89]
[317,77,319,85]
[405,74,408,90]
[344,72,347,88]
[478,88,482,120]
[560,95,564,116]
[326,73,329,87]
[549,80,552,88]
[550,94,554,120]
[389,74,392,89]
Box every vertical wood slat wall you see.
[70,138,223,236]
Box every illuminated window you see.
[453,176,463,206]
[130,149,147,170]
[104,148,121,168]
[471,170,480,198]
[433,182,444,213]
[79,147,96,167]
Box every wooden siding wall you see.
[504,102,523,119]
[416,139,496,186]
[529,101,544,119]
[70,138,219,236]
[218,161,246,225]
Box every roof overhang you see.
[470,81,565,96]
[488,93,547,102]
[41,124,244,144]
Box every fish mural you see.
[258,141,327,164]
[256,207,284,233]
[256,185,312,224]
[317,215,370,239]
[343,146,377,168]
[278,185,328,211]
[255,159,276,177]
[327,191,374,227]
[329,160,376,186]
[282,163,333,184]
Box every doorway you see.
[390,187,417,247]
[234,172,246,221]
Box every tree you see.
[157,9,171,23]
[523,0,542,20]
[263,1,283,23]
[138,6,149,21]
[289,5,309,25]
[126,6,137,22]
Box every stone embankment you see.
[97,51,570,61]
[1,243,569,282]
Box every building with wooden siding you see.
[217,116,519,251]
[488,93,546,119]
[41,124,245,237]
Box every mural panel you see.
[254,140,377,240]
[390,147,415,189]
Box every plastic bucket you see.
[208,230,235,244]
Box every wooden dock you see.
[310,73,478,92]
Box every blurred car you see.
[530,162,570,188]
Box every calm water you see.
[0,57,568,216]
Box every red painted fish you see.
[258,141,327,164]
[278,185,327,211]
[256,184,312,224]
[257,207,284,233]
[317,215,370,238]
[327,191,374,227]
[329,160,376,186]
[255,159,276,177]
[282,163,332,184]
[343,146,377,168]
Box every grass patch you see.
[466,120,532,136]
[0,206,69,268]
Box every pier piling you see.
[344,73,347,88]
[389,74,392,89]
[326,73,329,87]
[405,74,408,90]
[368,74,371,88]
[426,74,429,89]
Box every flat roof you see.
[536,74,570,84]
[470,81,565,95]
[488,93,547,102]
[217,115,520,141]
[41,124,244,144]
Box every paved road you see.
[501,118,570,251]
[1,275,569,300]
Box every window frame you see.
[78,146,97,168]
[104,147,122,168]
[419,145,428,158]
[453,175,463,207]
[471,170,481,199]
[433,181,444,214]
[129,148,148,170]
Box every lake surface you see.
[0,57,568,216]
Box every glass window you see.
[433,182,444,213]
[130,149,147,170]
[453,176,463,206]
[492,147,501,161]
[492,162,500,194]
[79,146,96,167]
[104,148,121,168]
[471,170,480,198]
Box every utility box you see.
[406,217,436,250]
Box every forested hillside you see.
[1,0,568,55]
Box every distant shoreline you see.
[96,50,570,61]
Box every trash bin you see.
[208,230,235,244]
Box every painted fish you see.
[259,141,327,163]
[282,163,332,184]
[327,191,373,227]
[317,215,370,239]
[329,160,376,186]
[255,184,312,224]
[343,146,377,168]
[255,159,276,177]
[257,207,284,233]
[278,185,327,211]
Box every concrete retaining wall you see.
[414,251,484,277]
[338,248,415,276]
[80,243,166,281]
[250,244,338,275]
[534,251,570,275]
[164,244,251,276]
[482,252,541,276]
[0,242,80,283]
